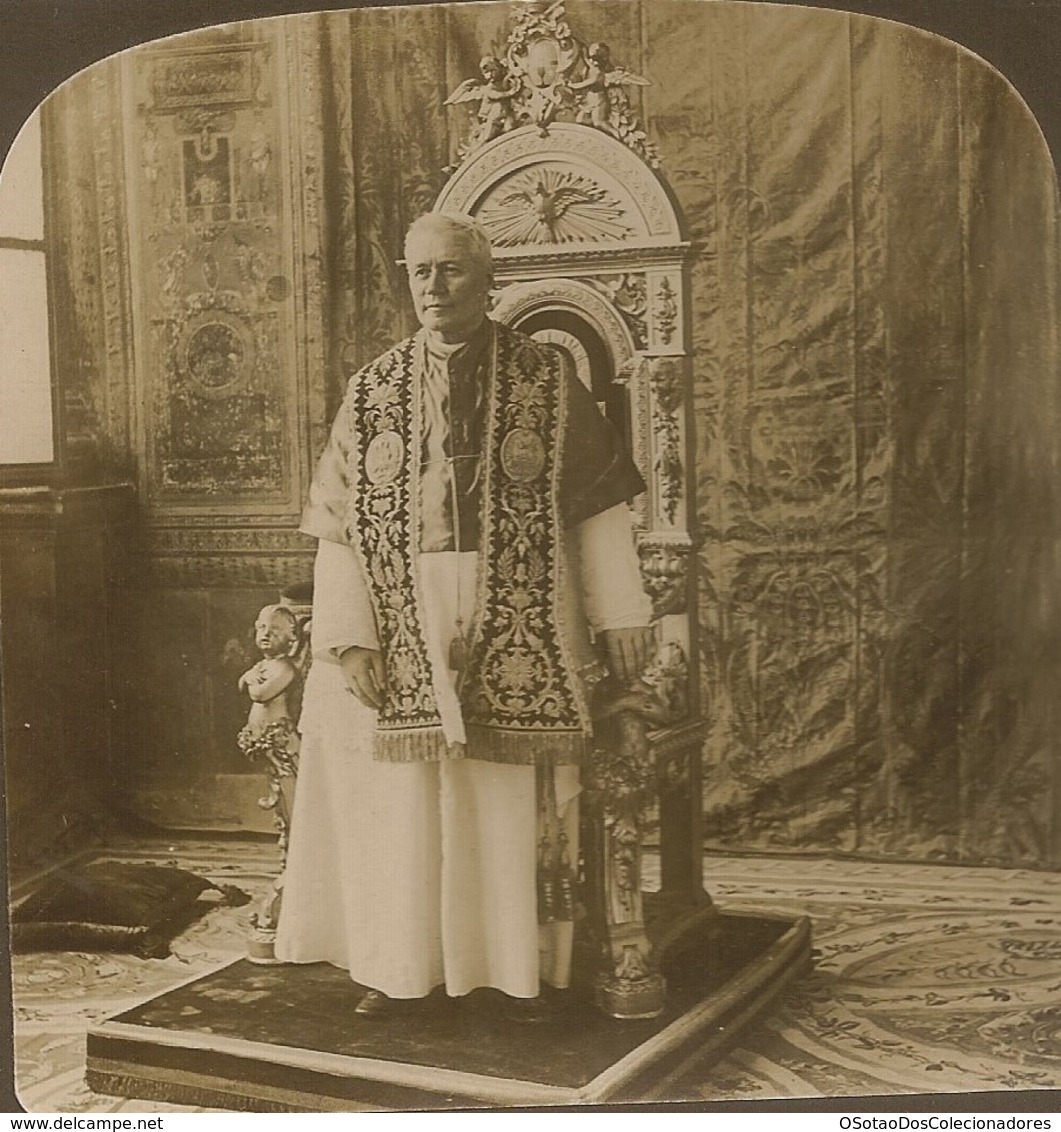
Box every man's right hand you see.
[338,646,387,710]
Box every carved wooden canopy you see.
[436,123,686,275]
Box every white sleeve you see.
[574,503,653,632]
[310,538,380,658]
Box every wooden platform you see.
[86,911,812,1110]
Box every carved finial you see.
[442,1,660,171]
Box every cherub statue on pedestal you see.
[237,603,305,960]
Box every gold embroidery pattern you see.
[463,333,588,754]
[341,325,588,765]
[346,339,442,744]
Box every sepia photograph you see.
[2,0,1061,1114]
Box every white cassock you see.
[275,504,650,1001]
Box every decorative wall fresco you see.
[128,36,295,503]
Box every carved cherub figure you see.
[237,604,302,769]
[570,42,650,136]
[238,604,304,947]
[444,55,521,150]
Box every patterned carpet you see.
[11,841,1061,1111]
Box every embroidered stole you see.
[343,323,591,766]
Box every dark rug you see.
[11,861,250,959]
[86,912,810,1110]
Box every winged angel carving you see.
[444,56,521,150]
[443,1,659,167]
[570,43,650,137]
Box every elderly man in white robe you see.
[275,211,655,1021]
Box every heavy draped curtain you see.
[654,4,1061,865]
[311,1,1061,866]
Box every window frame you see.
[0,110,61,488]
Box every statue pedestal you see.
[246,925,281,966]
[87,909,811,1111]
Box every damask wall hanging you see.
[38,0,1061,866]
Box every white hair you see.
[404,211,494,277]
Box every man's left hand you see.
[599,626,657,685]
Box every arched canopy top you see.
[434,123,687,269]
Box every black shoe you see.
[502,994,558,1025]
[356,988,452,1019]
[354,989,392,1018]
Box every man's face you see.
[406,226,490,343]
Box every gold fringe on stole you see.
[372,727,452,763]
[464,725,588,767]
[372,726,589,765]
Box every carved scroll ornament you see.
[444,1,659,170]
[654,275,678,345]
[638,535,692,617]
[585,683,667,1017]
[650,358,684,523]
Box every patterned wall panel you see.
[44,21,335,828]
[125,30,302,511]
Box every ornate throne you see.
[437,1,710,1018]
